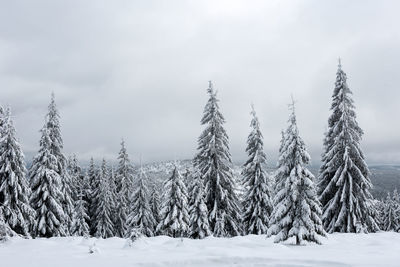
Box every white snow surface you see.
[1,232,399,267]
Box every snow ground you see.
[1,232,399,267]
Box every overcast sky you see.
[0,0,399,165]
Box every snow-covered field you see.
[1,232,399,267]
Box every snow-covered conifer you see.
[0,208,15,242]
[383,191,400,232]
[318,61,378,233]
[157,166,189,237]
[189,170,211,239]
[126,167,155,237]
[45,93,74,234]
[115,140,135,237]
[87,158,99,235]
[268,101,325,245]
[149,183,161,234]
[67,154,83,201]
[0,108,35,236]
[30,126,66,237]
[0,105,4,132]
[193,81,241,237]
[94,159,115,238]
[108,165,120,234]
[373,199,386,230]
[71,182,89,237]
[241,106,272,235]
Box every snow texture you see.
[0,233,399,267]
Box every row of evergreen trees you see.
[0,62,392,244]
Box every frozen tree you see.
[189,170,211,239]
[193,81,242,237]
[125,167,155,237]
[271,130,285,195]
[268,101,325,245]
[45,93,74,234]
[67,154,83,201]
[71,182,90,237]
[318,61,378,233]
[157,166,189,237]
[373,199,386,230]
[87,158,99,235]
[241,106,272,235]
[383,191,400,232]
[0,108,35,236]
[30,126,66,237]
[0,105,4,132]
[0,208,15,242]
[182,168,194,192]
[149,183,161,234]
[95,159,115,238]
[114,140,135,237]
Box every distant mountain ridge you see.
[27,158,398,199]
[137,160,400,200]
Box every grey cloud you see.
[1,0,399,165]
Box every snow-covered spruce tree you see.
[71,181,89,237]
[109,165,120,234]
[182,168,194,192]
[114,140,135,237]
[0,108,35,236]
[87,158,99,235]
[95,159,115,238]
[0,207,16,242]
[125,167,155,237]
[67,154,83,201]
[0,105,4,132]
[193,81,242,237]
[271,130,285,196]
[267,101,325,245]
[383,192,400,232]
[373,199,386,230]
[318,61,378,233]
[241,106,272,235]
[46,93,74,234]
[149,183,161,234]
[157,166,190,237]
[189,170,211,239]
[30,126,66,237]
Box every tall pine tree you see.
[193,81,241,237]
[126,167,155,237]
[67,154,83,201]
[70,180,90,237]
[115,140,134,237]
[241,106,272,235]
[189,169,211,239]
[383,191,400,232]
[87,158,99,235]
[46,93,74,234]
[149,183,161,235]
[94,159,115,238]
[157,166,189,237]
[318,60,378,233]
[30,126,66,237]
[0,108,35,236]
[0,105,4,132]
[268,101,325,245]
